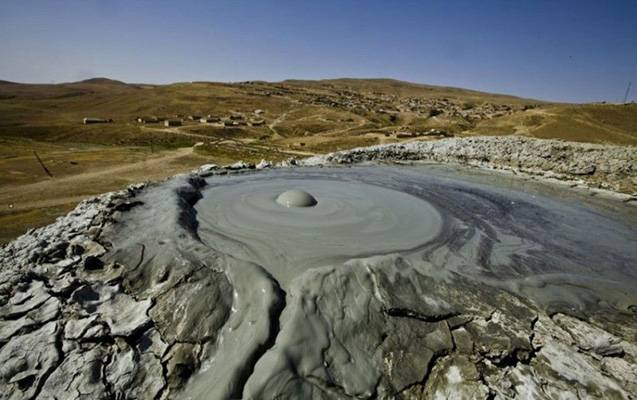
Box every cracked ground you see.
[1,152,636,400]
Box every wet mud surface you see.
[189,165,637,398]
[197,166,637,310]
[1,163,636,399]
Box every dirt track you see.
[0,146,206,243]
[1,147,196,212]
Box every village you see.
[84,110,266,128]
[81,80,543,148]
[300,88,535,123]
[238,80,535,121]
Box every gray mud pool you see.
[102,164,637,399]
[196,165,637,309]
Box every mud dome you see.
[275,189,318,207]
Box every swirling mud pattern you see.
[197,166,637,310]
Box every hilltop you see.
[74,77,130,85]
[282,78,535,104]
[0,77,635,242]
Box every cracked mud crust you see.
[1,136,636,400]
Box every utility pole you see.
[623,82,632,104]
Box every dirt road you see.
[0,146,207,243]
[1,147,198,212]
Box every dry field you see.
[1,77,635,243]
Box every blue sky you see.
[0,0,635,102]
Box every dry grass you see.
[530,104,637,145]
[1,77,635,243]
[0,204,77,244]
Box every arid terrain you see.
[1,77,636,242]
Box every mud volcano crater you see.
[2,162,637,400]
[193,167,637,309]
[196,177,443,285]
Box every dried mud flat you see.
[1,136,636,400]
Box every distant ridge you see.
[281,77,540,103]
[0,78,128,86]
[74,77,129,85]
[0,77,543,102]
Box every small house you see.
[249,119,265,126]
[200,116,220,123]
[83,117,112,125]
[138,116,159,124]
[165,120,182,127]
[395,131,416,138]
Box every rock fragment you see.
[0,322,61,400]
[0,281,51,319]
[70,284,151,337]
[39,345,109,400]
[0,297,61,342]
[164,343,199,390]
[149,268,232,343]
[553,313,624,357]
[402,355,490,399]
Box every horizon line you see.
[2,75,629,105]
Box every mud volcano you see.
[1,160,637,399]
[187,166,637,398]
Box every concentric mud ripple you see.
[196,178,442,284]
[196,166,637,311]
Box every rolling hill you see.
[0,77,635,243]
